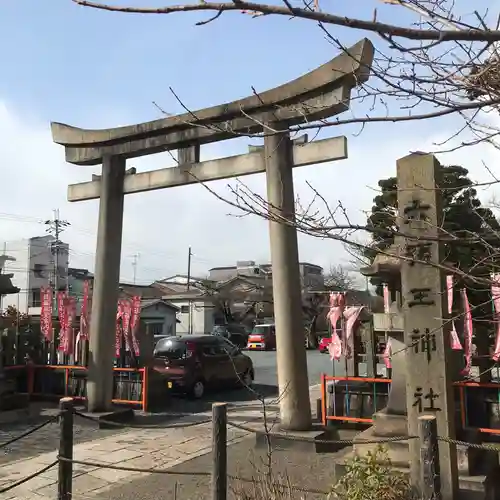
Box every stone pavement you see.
[0,385,322,500]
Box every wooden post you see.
[211,402,227,500]
[58,397,74,500]
[419,414,441,500]
[397,153,459,500]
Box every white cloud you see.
[1,100,499,286]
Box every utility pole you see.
[131,253,140,285]
[0,242,5,311]
[45,209,70,299]
[187,247,192,335]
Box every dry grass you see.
[230,445,415,500]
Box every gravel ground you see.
[93,437,343,500]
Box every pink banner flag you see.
[57,291,68,351]
[447,275,462,350]
[491,274,500,361]
[383,339,392,370]
[382,284,390,313]
[327,292,345,361]
[121,299,132,352]
[115,300,124,357]
[344,306,364,359]
[129,296,141,356]
[40,286,53,341]
[62,296,76,355]
[460,288,473,376]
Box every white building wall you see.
[172,299,214,335]
[142,304,178,336]
[1,236,69,315]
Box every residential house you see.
[214,274,273,325]
[2,236,69,316]
[208,260,324,288]
[67,269,179,334]
[140,299,179,336]
[155,281,215,335]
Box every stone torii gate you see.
[51,38,374,430]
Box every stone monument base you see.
[333,410,500,500]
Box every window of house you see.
[148,322,164,335]
[180,305,189,314]
[31,289,41,307]
[33,264,45,278]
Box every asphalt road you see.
[247,348,334,388]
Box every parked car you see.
[247,323,276,351]
[153,335,176,348]
[318,336,332,353]
[153,335,254,399]
[211,324,249,348]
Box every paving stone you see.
[37,472,111,497]
[90,449,142,464]
[89,463,146,482]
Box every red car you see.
[318,336,332,353]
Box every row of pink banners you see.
[378,276,500,375]
[39,282,141,357]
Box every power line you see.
[0,210,218,265]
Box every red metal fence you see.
[320,374,500,436]
[5,364,147,411]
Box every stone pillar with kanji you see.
[397,152,458,499]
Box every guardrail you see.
[4,364,147,411]
[320,374,500,436]
[320,374,391,426]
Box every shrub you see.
[330,445,413,500]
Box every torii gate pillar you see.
[87,155,126,412]
[265,125,311,429]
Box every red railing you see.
[320,374,500,435]
[5,364,148,411]
[320,374,391,426]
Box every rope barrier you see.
[73,410,212,429]
[0,414,60,449]
[437,436,500,451]
[58,456,211,476]
[0,461,58,494]
[57,456,329,495]
[226,420,418,444]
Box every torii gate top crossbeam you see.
[51,39,373,166]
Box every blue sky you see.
[1,0,499,284]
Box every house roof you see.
[209,262,323,273]
[216,274,272,290]
[140,299,180,311]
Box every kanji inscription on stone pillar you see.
[397,153,459,500]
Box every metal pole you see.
[58,397,74,500]
[264,122,311,431]
[187,247,192,335]
[211,402,227,500]
[0,242,5,311]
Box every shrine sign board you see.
[397,153,459,499]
